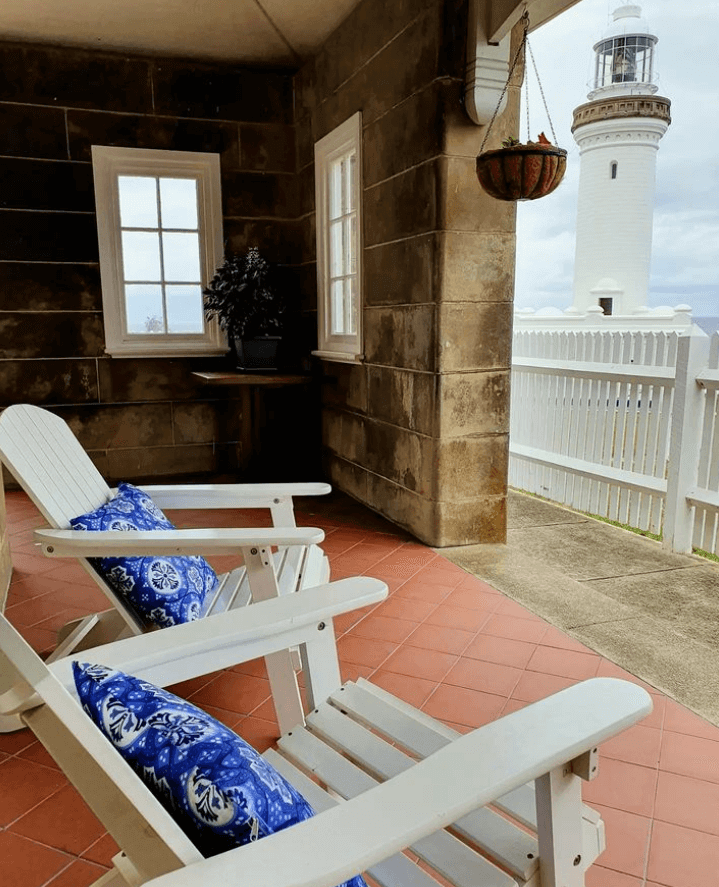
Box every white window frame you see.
[92,146,226,358]
[313,112,363,363]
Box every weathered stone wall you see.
[296,0,520,545]
[0,41,317,484]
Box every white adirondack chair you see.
[0,403,332,662]
[0,576,652,887]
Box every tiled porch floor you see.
[2,490,718,887]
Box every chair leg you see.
[536,765,586,887]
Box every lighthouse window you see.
[611,162,618,179]
[595,36,654,89]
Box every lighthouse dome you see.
[597,5,655,43]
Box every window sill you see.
[311,350,364,365]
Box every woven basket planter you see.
[476,142,567,201]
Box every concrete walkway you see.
[441,489,719,725]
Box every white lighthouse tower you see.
[571,4,671,316]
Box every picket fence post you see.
[662,331,711,553]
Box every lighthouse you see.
[571,4,671,316]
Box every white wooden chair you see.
[0,403,332,662]
[1,572,652,887]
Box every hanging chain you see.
[478,12,530,153]
[526,38,559,145]
[478,10,560,152]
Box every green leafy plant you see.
[203,247,289,340]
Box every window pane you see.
[345,153,356,213]
[346,277,357,336]
[122,231,161,281]
[165,285,204,333]
[118,176,158,228]
[329,159,343,220]
[162,232,202,282]
[159,178,199,229]
[330,280,345,335]
[330,220,344,278]
[125,284,164,334]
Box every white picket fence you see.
[509,327,719,555]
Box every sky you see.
[513,0,719,319]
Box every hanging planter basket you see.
[476,135,567,201]
[475,13,567,202]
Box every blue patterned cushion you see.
[73,662,367,886]
[70,483,217,628]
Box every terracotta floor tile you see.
[600,723,662,768]
[235,715,280,753]
[442,586,502,612]
[0,757,67,827]
[647,820,719,887]
[17,624,57,655]
[526,645,601,680]
[371,596,436,623]
[382,646,459,682]
[369,671,439,709]
[663,698,719,741]
[413,561,467,586]
[421,684,506,729]
[596,658,658,694]
[45,859,111,887]
[372,552,434,580]
[422,603,493,632]
[585,865,643,886]
[654,771,719,836]
[336,635,398,668]
[403,623,475,655]
[640,693,667,730]
[187,671,272,715]
[493,597,547,621]
[18,738,62,770]
[7,552,58,574]
[0,832,73,887]
[480,614,549,644]
[229,657,269,679]
[540,625,598,654]
[500,697,529,716]
[394,578,456,603]
[588,804,651,879]
[660,730,719,784]
[81,832,120,867]
[167,670,224,698]
[0,727,36,755]
[583,757,658,817]
[443,657,522,698]
[348,614,419,644]
[339,661,375,684]
[511,670,576,703]
[463,633,537,668]
[10,784,106,854]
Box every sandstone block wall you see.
[0,41,318,485]
[296,0,520,545]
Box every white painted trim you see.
[314,113,363,362]
[92,146,226,358]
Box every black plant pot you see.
[233,336,283,371]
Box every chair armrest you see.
[144,677,652,887]
[139,483,331,510]
[48,577,388,691]
[34,526,324,557]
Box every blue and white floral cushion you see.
[70,483,217,628]
[73,662,367,887]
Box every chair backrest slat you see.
[0,404,112,528]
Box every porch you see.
[1,487,717,887]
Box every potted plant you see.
[203,247,289,370]
[476,133,567,202]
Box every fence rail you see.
[509,327,719,555]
